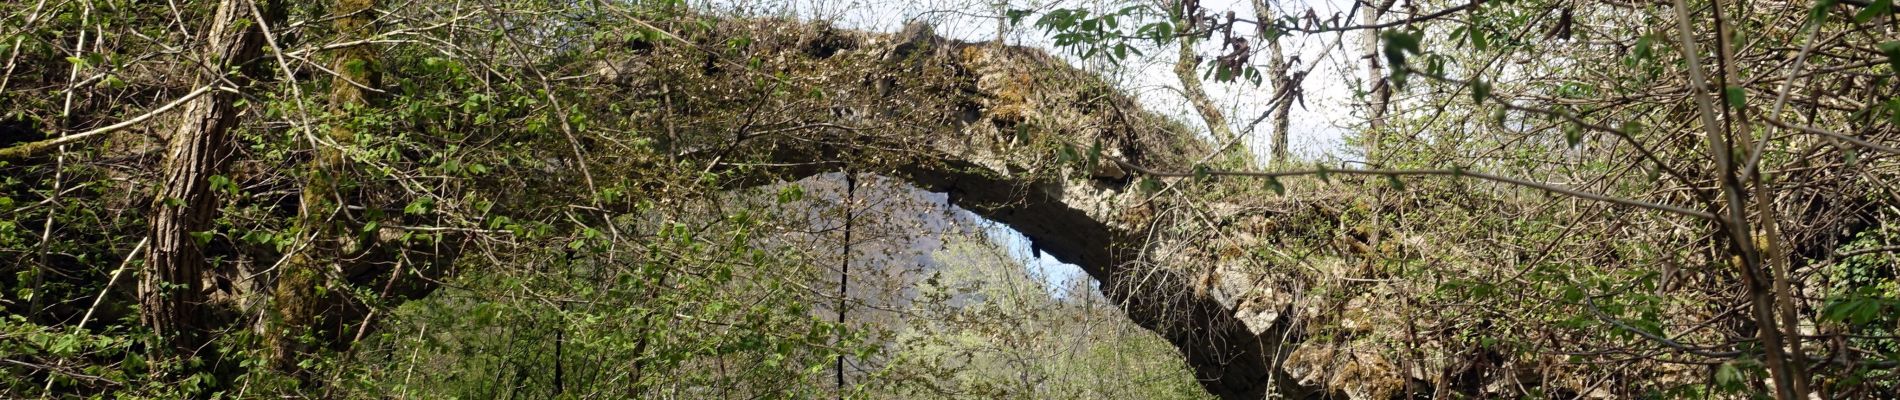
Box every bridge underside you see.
[657,21,1320,398]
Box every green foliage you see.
[878,239,1211,399]
[6,0,1899,398]
[1855,0,1894,23]
[331,199,864,398]
[1881,41,1900,73]
[1018,6,1152,63]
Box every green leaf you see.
[1087,141,1102,172]
[1855,0,1892,23]
[1633,35,1654,62]
[1560,286,1584,302]
[1851,300,1884,324]
[1887,96,1900,124]
[1382,31,1421,60]
[776,185,804,204]
[404,198,435,215]
[1714,361,1746,390]
[188,231,214,246]
[1879,41,1900,73]
[208,175,238,195]
[1138,177,1162,194]
[1724,86,1746,108]
[1470,26,1488,51]
[1811,0,1839,22]
[1215,65,1236,82]
[1139,22,1175,45]
[1630,318,1664,336]
[1822,299,1859,323]
[1007,9,1033,24]
[49,335,79,356]
[241,230,274,245]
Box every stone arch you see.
[654,21,1318,398]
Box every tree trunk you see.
[1251,0,1294,164]
[139,0,273,353]
[266,0,378,371]
[1666,0,1807,396]
[1360,0,1394,149]
[1171,15,1240,160]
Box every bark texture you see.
[1251,0,1294,164]
[139,0,274,352]
[266,0,379,371]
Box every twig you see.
[1113,159,1718,220]
[1243,1,1483,34]
[0,85,217,162]
[73,238,149,332]
[2,359,123,387]
[1759,115,1900,155]
[1585,295,1742,359]
[1835,245,1900,258]
[1744,24,1822,181]
[1669,0,1803,396]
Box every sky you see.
[703,0,1374,295]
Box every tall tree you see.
[139,0,278,352]
[266,0,380,371]
[1249,0,1293,164]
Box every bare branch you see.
[1759,116,1900,155]
[0,85,217,162]
[1113,159,1718,220]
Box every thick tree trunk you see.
[139,0,272,352]
[1171,12,1240,161]
[266,0,378,371]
